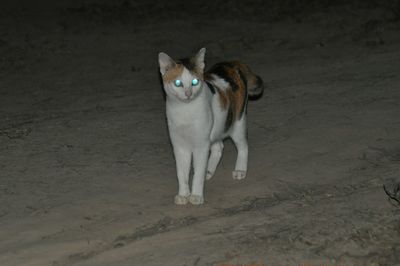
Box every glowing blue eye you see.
[191,78,199,86]
[174,79,182,87]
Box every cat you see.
[158,48,264,205]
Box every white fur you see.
[159,48,248,205]
[209,74,230,91]
[166,86,212,205]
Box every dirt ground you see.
[0,1,400,265]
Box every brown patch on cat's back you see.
[205,61,251,130]
[234,61,258,90]
[219,61,247,120]
[232,62,248,118]
[163,64,184,83]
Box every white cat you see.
[158,48,264,205]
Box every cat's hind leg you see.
[173,147,191,205]
[206,141,224,180]
[230,116,248,180]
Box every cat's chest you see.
[166,101,212,138]
[167,106,209,126]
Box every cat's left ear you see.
[194,47,206,72]
[158,52,176,76]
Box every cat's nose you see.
[185,90,192,97]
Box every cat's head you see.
[158,48,206,103]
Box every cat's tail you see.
[247,74,264,100]
[237,62,264,100]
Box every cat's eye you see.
[174,79,182,87]
[191,78,199,86]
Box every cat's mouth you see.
[180,96,193,103]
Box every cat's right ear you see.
[194,47,206,72]
[158,52,175,76]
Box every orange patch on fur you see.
[232,74,246,117]
[227,62,247,119]
[163,64,184,83]
[216,88,229,110]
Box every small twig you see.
[383,184,400,206]
[193,257,201,266]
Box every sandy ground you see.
[0,2,400,265]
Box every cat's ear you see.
[158,52,176,76]
[193,47,206,72]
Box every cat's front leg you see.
[190,145,210,205]
[173,147,191,205]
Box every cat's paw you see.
[206,170,214,180]
[232,170,246,180]
[174,194,189,205]
[189,194,204,205]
